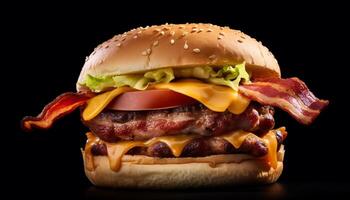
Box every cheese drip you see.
[84,128,283,172]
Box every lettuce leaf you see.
[113,68,174,90]
[83,75,115,92]
[112,75,149,90]
[207,63,250,90]
[82,68,175,92]
[174,66,216,79]
[81,63,249,91]
[144,68,174,83]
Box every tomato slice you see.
[107,89,198,111]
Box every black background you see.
[5,2,349,199]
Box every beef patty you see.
[82,103,275,142]
[90,129,285,158]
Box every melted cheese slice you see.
[83,87,134,120]
[85,132,102,171]
[220,130,278,169]
[103,134,197,171]
[221,130,259,149]
[153,81,250,114]
[84,128,282,172]
[106,141,145,171]
[144,135,198,157]
[262,131,278,169]
[82,80,250,121]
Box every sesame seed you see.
[179,25,185,29]
[116,43,121,47]
[105,45,109,49]
[160,31,165,35]
[237,40,243,43]
[220,27,224,30]
[191,29,197,33]
[146,48,152,54]
[209,55,216,60]
[163,27,170,30]
[219,32,224,36]
[207,29,213,32]
[181,31,188,37]
[240,35,245,39]
[170,31,175,36]
[154,29,160,33]
[153,41,159,46]
[184,41,189,49]
[165,22,169,25]
[218,36,223,40]
[170,39,175,45]
[198,28,203,33]
[193,48,200,53]
[121,37,126,41]
[133,35,138,39]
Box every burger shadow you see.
[83,182,287,200]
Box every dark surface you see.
[4,2,349,199]
[83,181,350,200]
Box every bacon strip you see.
[21,92,92,131]
[239,77,329,125]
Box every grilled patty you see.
[83,103,275,142]
[90,129,285,158]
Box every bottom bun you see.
[83,146,284,188]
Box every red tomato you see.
[107,89,198,111]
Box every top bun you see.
[77,23,280,91]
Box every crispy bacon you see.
[21,92,92,131]
[21,77,328,132]
[239,77,329,125]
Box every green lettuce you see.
[174,66,216,79]
[207,63,250,90]
[112,68,174,90]
[82,68,175,92]
[84,75,115,92]
[81,63,250,92]
[174,63,250,90]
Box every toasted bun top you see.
[77,23,280,91]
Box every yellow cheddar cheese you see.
[84,128,282,172]
[82,80,250,121]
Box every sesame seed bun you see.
[82,146,285,188]
[77,23,280,92]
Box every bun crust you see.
[77,24,280,91]
[83,146,284,188]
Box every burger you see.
[22,23,328,188]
